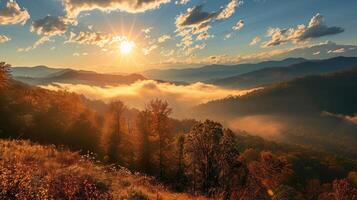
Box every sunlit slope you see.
[0,140,206,200]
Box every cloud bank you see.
[42,80,255,118]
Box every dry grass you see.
[0,140,208,200]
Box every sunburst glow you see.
[119,40,135,54]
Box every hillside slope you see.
[213,56,357,89]
[194,68,357,158]
[0,140,206,200]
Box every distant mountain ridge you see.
[11,66,146,86]
[11,66,66,78]
[143,58,308,82]
[212,56,357,89]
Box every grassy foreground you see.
[0,139,206,200]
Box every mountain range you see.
[11,66,146,86]
[212,56,357,89]
[142,58,308,82]
[13,57,357,88]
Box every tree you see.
[185,120,241,196]
[107,100,125,164]
[148,99,172,178]
[232,151,298,200]
[175,134,186,191]
[136,109,153,173]
[331,179,357,200]
[248,151,293,189]
[67,111,101,154]
[0,62,11,88]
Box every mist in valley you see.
[42,80,258,118]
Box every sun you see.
[119,40,135,54]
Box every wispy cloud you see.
[65,31,125,48]
[17,36,53,52]
[250,36,261,45]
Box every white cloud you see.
[62,0,171,18]
[327,48,345,54]
[158,34,171,43]
[30,16,76,36]
[262,13,344,48]
[196,32,212,40]
[175,0,190,5]
[0,35,11,43]
[175,1,240,54]
[143,44,158,55]
[0,0,30,25]
[66,31,125,48]
[224,33,232,40]
[216,0,243,20]
[250,36,261,45]
[232,19,244,30]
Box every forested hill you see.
[193,67,357,158]
[195,66,357,117]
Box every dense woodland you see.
[1,62,357,199]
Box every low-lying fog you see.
[42,80,257,118]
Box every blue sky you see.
[0,0,357,72]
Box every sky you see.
[0,0,357,73]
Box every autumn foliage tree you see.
[185,120,241,197]
[0,62,11,88]
[136,109,153,173]
[147,99,172,178]
[107,100,126,164]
